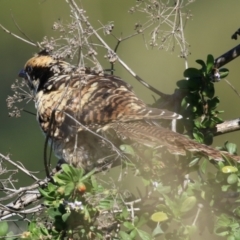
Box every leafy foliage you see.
[177,55,229,145]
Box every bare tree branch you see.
[214,44,240,68]
[215,118,240,136]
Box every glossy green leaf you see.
[196,59,206,70]
[194,119,202,128]
[206,54,214,74]
[184,68,201,78]
[219,68,229,78]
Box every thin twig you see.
[0,153,39,181]
[67,0,168,98]
[10,11,34,43]
[0,24,38,47]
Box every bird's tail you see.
[112,121,240,162]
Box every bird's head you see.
[19,50,73,92]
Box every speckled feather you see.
[19,53,240,170]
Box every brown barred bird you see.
[19,51,240,171]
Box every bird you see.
[19,51,240,172]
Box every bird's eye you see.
[26,66,33,73]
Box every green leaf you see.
[120,144,135,156]
[39,225,49,236]
[62,212,71,222]
[208,96,220,110]
[130,229,137,239]
[47,207,62,219]
[137,213,149,227]
[80,168,96,182]
[118,231,132,240]
[64,182,75,196]
[216,214,232,227]
[184,68,201,78]
[180,196,197,213]
[194,119,202,128]
[227,174,238,185]
[222,184,231,192]
[222,166,238,173]
[123,222,134,230]
[0,221,8,237]
[225,142,237,155]
[219,68,229,79]
[189,158,200,167]
[181,96,188,109]
[187,78,202,90]
[150,212,168,222]
[177,79,189,89]
[152,224,164,237]
[202,82,214,98]
[38,187,55,201]
[193,130,204,143]
[53,173,71,185]
[137,229,151,240]
[206,54,214,74]
[91,175,98,189]
[61,164,73,178]
[196,59,206,70]
[121,207,130,219]
[47,182,58,192]
[200,159,208,174]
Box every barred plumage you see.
[19,52,240,171]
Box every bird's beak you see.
[18,69,27,79]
